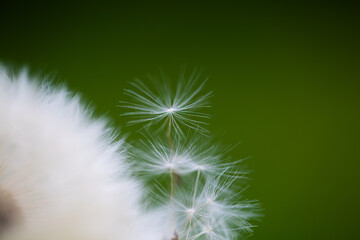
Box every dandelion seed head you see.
[196,165,205,170]
[0,66,163,240]
[166,162,175,169]
[121,69,212,136]
[186,208,195,216]
[122,69,260,240]
[166,107,176,114]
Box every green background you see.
[1,1,359,239]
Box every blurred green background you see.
[1,1,359,239]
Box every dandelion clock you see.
[0,65,260,240]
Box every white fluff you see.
[121,69,212,136]
[122,74,260,240]
[0,67,160,240]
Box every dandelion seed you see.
[121,69,212,136]
[123,69,261,240]
[167,108,176,113]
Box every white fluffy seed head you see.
[123,70,261,240]
[166,107,176,113]
[0,66,162,240]
[121,69,212,136]
[0,65,260,240]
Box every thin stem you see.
[186,217,193,240]
[187,231,205,240]
[185,169,201,240]
[195,200,210,213]
[167,116,177,237]
[180,216,191,231]
[192,169,201,205]
[170,167,174,209]
[167,116,174,151]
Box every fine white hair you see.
[122,71,260,240]
[0,66,161,240]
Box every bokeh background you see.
[1,1,359,239]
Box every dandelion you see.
[120,69,212,136]
[0,64,259,240]
[0,66,162,240]
[122,69,260,240]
